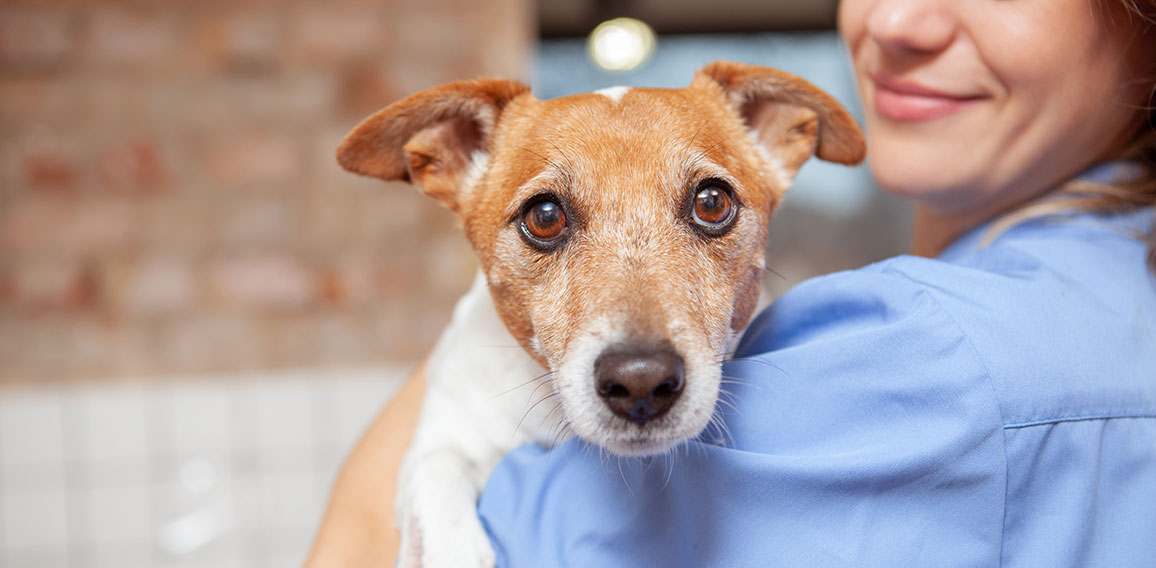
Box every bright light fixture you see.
[587,17,657,72]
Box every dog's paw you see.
[398,511,496,568]
[396,516,424,568]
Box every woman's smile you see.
[871,73,987,122]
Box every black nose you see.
[594,345,685,425]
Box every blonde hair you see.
[987,0,1156,271]
[1114,0,1156,269]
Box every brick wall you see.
[0,1,533,383]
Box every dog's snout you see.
[594,346,685,425]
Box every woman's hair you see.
[990,0,1156,271]
[1095,0,1156,270]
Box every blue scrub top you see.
[477,190,1156,566]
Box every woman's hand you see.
[305,362,428,567]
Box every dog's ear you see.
[693,61,866,183]
[336,78,530,211]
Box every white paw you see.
[398,510,496,568]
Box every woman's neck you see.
[910,205,976,257]
[909,167,1081,257]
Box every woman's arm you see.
[477,266,1009,566]
[305,362,427,567]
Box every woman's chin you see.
[867,149,980,206]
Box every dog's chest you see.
[426,272,566,448]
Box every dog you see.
[336,61,865,567]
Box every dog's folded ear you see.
[336,78,530,211]
[693,61,866,182]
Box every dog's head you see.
[338,61,865,455]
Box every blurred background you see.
[0,0,909,566]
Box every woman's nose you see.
[866,0,957,54]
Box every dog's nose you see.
[594,346,685,425]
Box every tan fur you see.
[472,87,775,371]
[337,78,529,212]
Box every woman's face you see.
[839,0,1154,217]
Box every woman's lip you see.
[871,75,987,122]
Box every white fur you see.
[595,85,631,103]
[397,272,560,568]
[750,134,795,189]
[458,150,491,199]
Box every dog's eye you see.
[690,180,737,235]
[693,186,732,224]
[525,200,565,238]
[520,197,568,249]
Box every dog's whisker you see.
[687,436,707,460]
[697,437,712,458]
[718,378,753,390]
[702,407,730,441]
[488,370,556,400]
[536,400,563,436]
[728,355,787,376]
[680,119,717,163]
[641,455,658,475]
[520,378,557,409]
[684,121,705,154]
[704,412,736,449]
[688,135,734,166]
[561,431,585,467]
[714,388,746,423]
[762,264,787,281]
[616,456,637,497]
[716,381,744,400]
[658,449,676,493]
[545,140,580,182]
[718,415,737,448]
[719,412,737,445]
[544,403,572,445]
[515,145,565,173]
[704,413,722,442]
[541,398,573,448]
[552,421,574,449]
[717,397,742,419]
[513,392,560,439]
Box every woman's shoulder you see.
[740,209,1156,428]
[478,211,1155,567]
[736,256,955,355]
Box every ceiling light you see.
[587,17,656,72]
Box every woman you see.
[308,0,1156,565]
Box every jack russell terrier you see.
[337,61,865,567]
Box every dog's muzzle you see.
[593,344,685,425]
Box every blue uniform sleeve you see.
[478,262,1008,567]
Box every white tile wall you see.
[2,491,70,549]
[165,384,235,456]
[0,367,409,568]
[72,384,152,461]
[0,390,65,465]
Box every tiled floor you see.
[0,367,409,568]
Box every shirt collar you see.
[936,160,1146,262]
